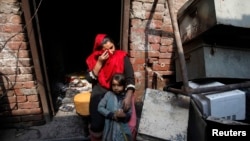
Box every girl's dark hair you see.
[110,73,126,88]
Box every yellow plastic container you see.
[74,92,91,116]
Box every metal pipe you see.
[191,81,250,94]
[167,0,190,93]
[166,81,250,96]
[167,87,188,95]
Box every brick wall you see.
[130,0,188,102]
[0,0,188,127]
[0,0,44,128]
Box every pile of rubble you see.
[55,74,92,112]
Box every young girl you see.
[98,73,132,141]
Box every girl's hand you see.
[115,109,126,118]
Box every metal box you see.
[189,81,246,120]
[188,98,249,141]
[178,0,250,44]
[175,39,250,82]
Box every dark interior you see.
[34,0,122,110]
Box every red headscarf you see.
[86,33,127,89]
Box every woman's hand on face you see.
[98,50,109,63]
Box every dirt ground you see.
[0,109,90,141]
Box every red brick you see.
[129,51,146,58]
[0,59,32,67]
[0,67,22,75]
[13,88,24,96]
[130,19,142,27]
[159,52,173,59]
[159,58,172,65]
[27,95,39,102]
[130,58,146,64]
[1,0,19,3]
[148,51,160,57]
[130,43,148,51]
[139,0,165,3]
[162,24,173,33]
[145,12,164,20]
[161,37,174,46]
[160,45,168,53]
[155,71,174,76]
[8,14,22,24]
[167,45,175,53]
[130,27,145,34]
[0,24,23,33]
[149,20,163,29]
[21,88,38,95]
[152,63,170,71]
[130,27,146,43]
[0,14,7,23]
[10,33,26,41]
[12,81,36,89]
[1,74,34,83]
[19,67,34,74]
[144,3,165,12]
[17,50,30,58]
[6,41,28,50]
[16,95,27,102]
[148,35,161,43]
[131,1,143,11]
[148,57,158,64]
[132,64,145,71]
[150,43,160,51]
[129,43,137,50]
[18,101,40,109]
[11,108,42,116]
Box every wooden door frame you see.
[22,0,53,122]
[121,0,130,52]
[21,0,131,123]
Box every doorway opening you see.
[35,0,122,113]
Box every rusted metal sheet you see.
[137,88,190,141]
[178,0,250,44]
